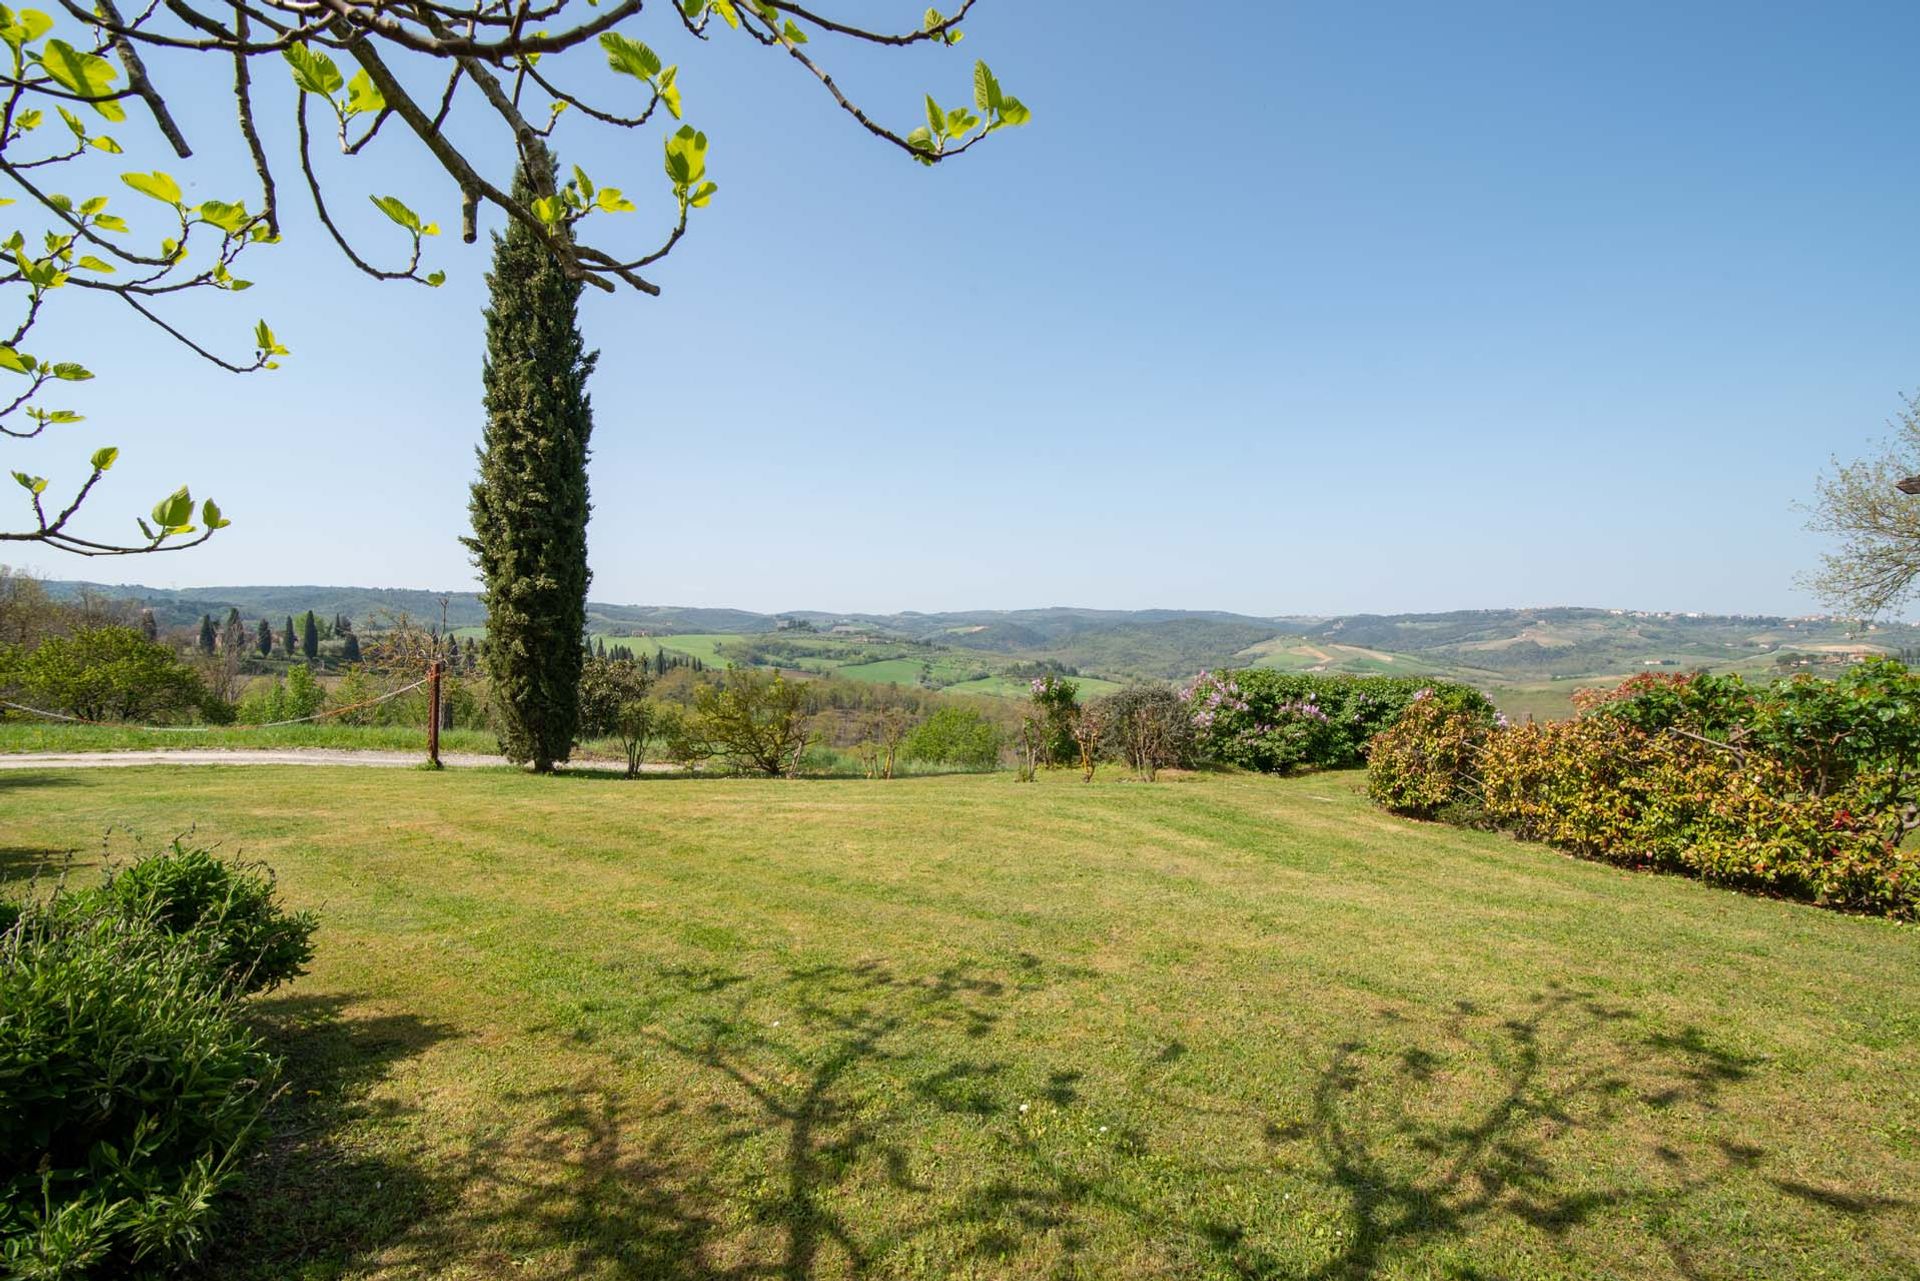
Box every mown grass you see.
[0,721,501,755]
[2,767,1916,1279]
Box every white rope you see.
[0,676,431,734]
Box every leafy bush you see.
[1184,670,1492,774]
[903,706,1001,770]
[1026,675,1079,768]
[577,655,656,777]
[91,842,316,995]
[1089,684,1195,779]
[234,663,325,725]
[694,667,810,776]
[1365,693,1496,817]
[1368,660,1920,918]
[1,845,315,1276]
[4,626,207,724]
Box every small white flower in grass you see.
[771,1020,780,1027]
[1099,1125,1108,1133]
[1018,1102,1030,1113]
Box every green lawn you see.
[3,768,1915,1279]
[0,721,501,755]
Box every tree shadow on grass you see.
[290,954,1051,1281]
[905,984,1911,1280]
[637,955,1038,1280]
[1262,985,1910,1280]
[185,993,460,1280]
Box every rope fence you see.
[0,676,431,734]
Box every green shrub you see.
[0,846,316,1276]
[1365,693,1493,817]
[1370,664,1920,918]
[1184,670,1492,774]
[1089,684,1196,778]
[903,706,1001,770]
[0,907,278,1276]
[92,842,316,995]
[7,626,207,724]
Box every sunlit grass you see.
[3,766,1915,1279]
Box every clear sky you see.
[6,1,1918,617]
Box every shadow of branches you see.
[185,993,460,1280]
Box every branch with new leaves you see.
[0,0,1028,554]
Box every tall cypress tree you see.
[462,146,597,773]
[281,616,296,657]
[256,618,273,656]
[197,613,216,654]
[301,611,319,660]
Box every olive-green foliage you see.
[577,655,655,777]
[234,663,325,725]
[902,706,1001,770]
[462,149,597,773]
[2,625,206,724]
[694,667,809,776]
[0,846,315,1276]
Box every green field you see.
[3,767,1914,1279]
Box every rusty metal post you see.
[426,659,444,768]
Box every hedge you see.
[1366,661,1920,918]
[1182,670,1492,774]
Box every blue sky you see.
[6,1,1918,617]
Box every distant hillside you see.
[36,581,1920,693]
[43,581,773,638]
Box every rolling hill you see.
[37,580,1920,713]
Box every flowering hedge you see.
[1366,659,1920,918]
[1180,670,1492,774]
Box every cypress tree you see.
[342,631,362,663]
[282,616,296,657]
[139,609,157,642]
[302,611,319,661]
[197,613,215,654]
[256,618,272,656]
[462,146,597,773]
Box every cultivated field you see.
[4,766,1915,1279]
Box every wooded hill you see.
[41,581,1920,688]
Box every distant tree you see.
[695,668,811,777]
[655,705,712,774]
[256,619,273,657]
[13,626,207,723]
[139,609,158,643]
[1092,684,1195,782]
[1806,392,1920,617]
[1028,675,1080,768]
[302,612,320,661]
[1070,703,1105,783]
[0,567,59,647]
[595,637,608,659]
[197,614,216,655]
[578,656,656,778]
[342,631,362,664]
[282,617,296,658]
[904,707,1001,772]
[463,150,597,774]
